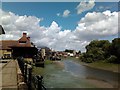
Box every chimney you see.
[23,33,27,37]
[27,37,30,41]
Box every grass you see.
[32,65,44,75]
[71,58,119,73]
[87,61,120,73]
[76,60,119,73]
[44,59,53,65]
[32,59,53,75]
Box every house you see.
[0,40,17,59]
[0,33,38,59]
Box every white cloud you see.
[62,10,70,17]
[76,0,95,14]
[57,13,60,16]
[74,10,118,40]
[0,9,118,52]
[57,10,70,18]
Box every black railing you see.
[32,75,46,90]
[17,57,46,90]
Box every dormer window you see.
[19,41,27,44]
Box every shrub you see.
[106,55,117,63]
[85,58,93,63]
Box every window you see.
[19,41,26,44]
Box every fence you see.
[32,75,46,90]
[17,57,46,90]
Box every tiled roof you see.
[19,36,29,42]
[0,33,33,50]
[0,40,33,50]
[0,40,17,50]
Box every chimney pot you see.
[27,37,30,41]
[23,33,27,37]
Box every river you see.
[33,58,119,88]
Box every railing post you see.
[37,75,43,90]
[21,59,24,74]
[24,63,27,82]
[28,67,32,90]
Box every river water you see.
[33,59,119,88]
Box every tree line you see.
[80,38,120,64]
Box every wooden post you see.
[28,67,32,90]
[24,63,27,82]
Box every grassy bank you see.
[87,61,119,73]
[63,57,119,73]
[76,59,120,73]
[44,59,53,65]
[32,59,53,75]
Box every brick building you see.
[0,33,38,59]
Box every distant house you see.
[38,46,51,59]
[0,25,5,35]
[0,40,17,58]
[0,33,38,59]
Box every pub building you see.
[0,33,38,59]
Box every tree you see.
[80,38,120,63]
[65,49,74,53]
[106,55,117,63]
[110,38,120,63]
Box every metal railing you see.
[17,57,46,90]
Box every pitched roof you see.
[19,36,29,42]
[0,40,17,50]
[0,25,5,35]
[16,33,32,47]
[0,33,34,50]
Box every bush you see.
[85,58,93,63]
[106,55,117,63]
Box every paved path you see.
[0,60,18,89]
[0,60,10,71]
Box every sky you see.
[0,0,119,52]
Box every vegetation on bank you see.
[32,59,53,75]
[44,59,53,64]
[79,38,120,64]
[87,61,119,72]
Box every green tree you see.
[110,38,120,63]
[106,55,117,63]
[80,38,120,64]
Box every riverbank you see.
[63,58,119,88]
[33,58,119,74]
[74,59,120,73]
[62,57,119,73]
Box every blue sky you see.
[2,2,118,30]
[0,1,119,51]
